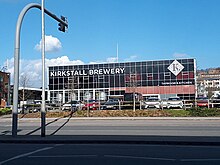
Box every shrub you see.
[187,108,220,117]
[0,108,12,116]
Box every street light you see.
[41,0,68,137]
[41,0,46,137]
[12,3,68,137]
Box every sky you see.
[1,0,220,87]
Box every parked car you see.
[210,95,220,108]
[162,97,183,109]
[82,100,100,110]
[102,99,120,110]
[62,100,84,111]
[144,97,161,109]
[196,97,209,108]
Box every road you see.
[1,143,220,165]
[1,117,220,137]
[1,117,220,164]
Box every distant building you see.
[0,71,10,108]
[17,87,48,105]
[197,68,220,97]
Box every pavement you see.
[1,115,220,145]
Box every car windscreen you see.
[168,97,180,101]
[71,101,78,104]
[147,98,159,101]
[88,100,97,103]
[197,97,208,100]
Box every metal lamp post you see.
[41,0,46,137]
[12,3,68,136]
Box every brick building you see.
[0,71,10,108]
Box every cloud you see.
[6,56,84,88]
[106,57,118,63]
[35,35,62,53]
[46,56,84,66]
[89,57,118,64]
[124,55,137,62]
[173,52,189,58]
[89,55,138,64]
[5,54,138,88]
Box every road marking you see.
[104,155,176,161]
[29,155,97,158]
[54,144,64,147]
[0,147,53,165]
[181,158,220,162]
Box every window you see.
[164,72,171,79]
[147,73,153,80]
[182,72,189,79]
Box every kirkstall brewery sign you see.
[49,67,125,77]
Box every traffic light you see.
[58,16,67,32]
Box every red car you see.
[196,97,209,108]
[82,100,100,110]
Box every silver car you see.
[62,100,84,111]
[162,97,183,109]
[144,97,161,109]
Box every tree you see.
[64,76,78,111]
[19,73,32,113]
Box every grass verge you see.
[16,108,220,118]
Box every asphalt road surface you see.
[1,143,220,165]
[1,117,220,137]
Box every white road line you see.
[181,158,220,162]
[0,147,54,165]
[104,155,176,161]
[29,155,97,158]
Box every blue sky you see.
[1,0,220,86]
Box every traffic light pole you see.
[41,0,46,137]
[12,3,68,137]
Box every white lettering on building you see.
[49,67,125,77]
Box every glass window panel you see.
[115,76,119,87]
[136,66,141,73]
[49,78,53,84]
[147,66,153,73]
[54,78,58,84]
[159,65,164,72]
[153,81,159,86]
[153,65,158,73]
[142,74,147,80]
[189,64,194,71]
[142,66,146,73]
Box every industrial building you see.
[48,58,196,103]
